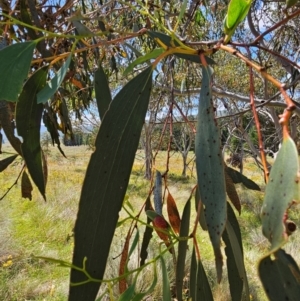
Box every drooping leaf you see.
[196,258,214,301]
[123,48,164,76]
[222,202,249,301]
[225,165,260,191]
[0,41,36,102]
[69,67,152,300]
[37,55,72,104]
[259,249,300,300]
[147,210,173,252]
[225,171,241,214]
[119,229,131,293]
[16,66,48,200]
[176,198,191,301]
[167,192,181,234]
[160,255,172,301]
[189,247,198,301]
[94,65,112,120]
[21,170,33,200]
[195,65,227,282]
[223,0,252,44]
[140,196,154,266]
[261,136,300,252]
[195,187,208,231]
[154,170,163,215]
[41,150,48,186]
[0,154,18,172]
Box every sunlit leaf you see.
[261,136,300,252]
[167,192,181,234]
[195,65,227,282]
[123,48,164,76]
[0,154,18,172]
[69,67,152,300]
[37,55,72,104]
[0,41,36,102]
[16,66,48,200]
[119,229,131,293]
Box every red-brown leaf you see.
[119,229,131,294]
[21,170,33,200]
[167,192,181,234]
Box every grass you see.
[0,145,300,300]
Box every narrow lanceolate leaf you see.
[119,229,131,293]
[195,65,227,282]
[160,255,172,301]
[37,55,72,104]
[69,67,152,301]
[261,136,300,252]
[189,247,198,301]
[196,258,214,301]
[0,154,18,172]
[176,198,191,301]
[259,249,300,300]
[0,41,36,102]
[225,165,260,191]
[94,65,112,120]
[167,192,181,234]
[154,170,163,215]
[140,197,154,266]
[123,48,164,76]
[222,202,249,301]
[16,67,48,200]
[21,170,33,200]
[225,171,241,214]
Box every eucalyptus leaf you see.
[0,41,36,102]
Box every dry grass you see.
[0,144,300,300]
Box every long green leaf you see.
[259,249,300,300]
[69,67,152,300]
[189,247,197,300]
[195,65,227,282]
[0,41,36,102]
[222,202,249,301]
[94,65,112,120]
[261,136,300,252]
[154,170,163,215]
[176,198,191,301]
[37,55,72,104]
[123,48,164,76]
[160,255,172,301]
[16,66,48,200]
[196,258,214,300]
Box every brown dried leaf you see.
[0,154,18,172]
[153,215,173,253]
[21,170,33,200]
[167,192,181,234]
[225,171,241,214]
[119,229,131,294]
[41,150,48,185]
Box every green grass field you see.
[0,144,299,300]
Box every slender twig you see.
[0,164,25,201]
[251,8,300,45]
[248,52,269,182]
